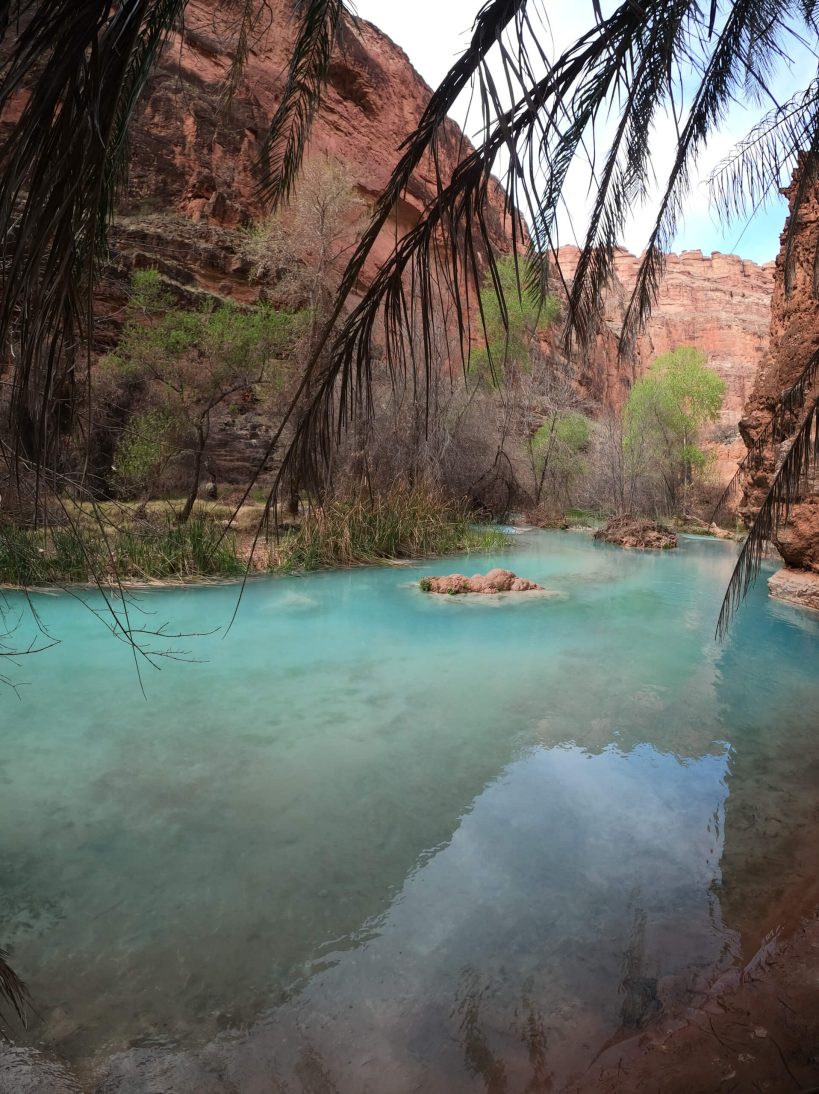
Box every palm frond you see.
[620,0,792,352]
[262,0,797,502]
[220,0,275,107]
[708,79,819,226]
[222,0,530,526]
[257,0,347,207]
[0,948,29,1031]
[0,0,185,503]
[717,394,819,638]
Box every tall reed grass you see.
[0,490,507,585]
[274,487,507,572]
[0,516,243,585]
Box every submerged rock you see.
[594,516,678,550]
[0,1048,82,1094]
[420,568,542,595]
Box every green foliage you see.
[532,412,591,472]
[112,409,174,496]
[114,517,244,580]
[104,270,309,518]
[471,256,560,385]
[109,270,304,401]
[528,410,592,510]
[128,267,171,312]
[0,524,106,586]
[274,487,509,572]
[624,347,725,513]
[0,515,243,585]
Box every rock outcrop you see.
[421,569,543,594]
[768,568,819,613]
[109,0,514,302]
[738,163,819,600]
[594,516,678,550]
[557,247,775,483]
[81,2,773,494]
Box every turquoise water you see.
[2,531,819,1092]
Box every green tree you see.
[111,408,175,498]
[624,347,725,516]
[471,256,559,385]
[528,410,591,511]
[105,270,303,521]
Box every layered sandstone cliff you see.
[94,1,774,495]
[557,246,775,482]
[739,166,819,609]
[108,0,513,304]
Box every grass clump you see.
[274,487,508,572]
[0,515,243,586]
[114,516,244,580]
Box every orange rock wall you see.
[117,0,513,294]
[739,166,819,577]
[557,246,774,481]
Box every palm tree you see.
[1,1,818,593]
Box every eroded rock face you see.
[113,0,513,293]
[738,162,819,590]
[74,1,773,497]
[768,568,819,613]
[556,247,774,483]
[594,516,678,550]
[421,568,543,594]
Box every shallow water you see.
[2,532,819,1092]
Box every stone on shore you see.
[768,567,819,612]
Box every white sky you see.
[352,1,815,263]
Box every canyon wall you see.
[96,0,775,493]
[739,167,819,609]
[557,246,775,483]
[106,0,513,310]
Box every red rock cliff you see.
[108,0,513,302]
[739,165,819,607]
[557,246,775,482]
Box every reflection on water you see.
[1,532,818,1091]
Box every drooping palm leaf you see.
[708,79,819,229]
[618,0,798,352]
[0,0,187,503]
[263,3,788,487]
[717,393,819,637]
[223,0,532,527]
[0,947,29,1031]
[258,0,347,208]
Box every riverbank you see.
[571,905,819,1093]
[0,491,507,587]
